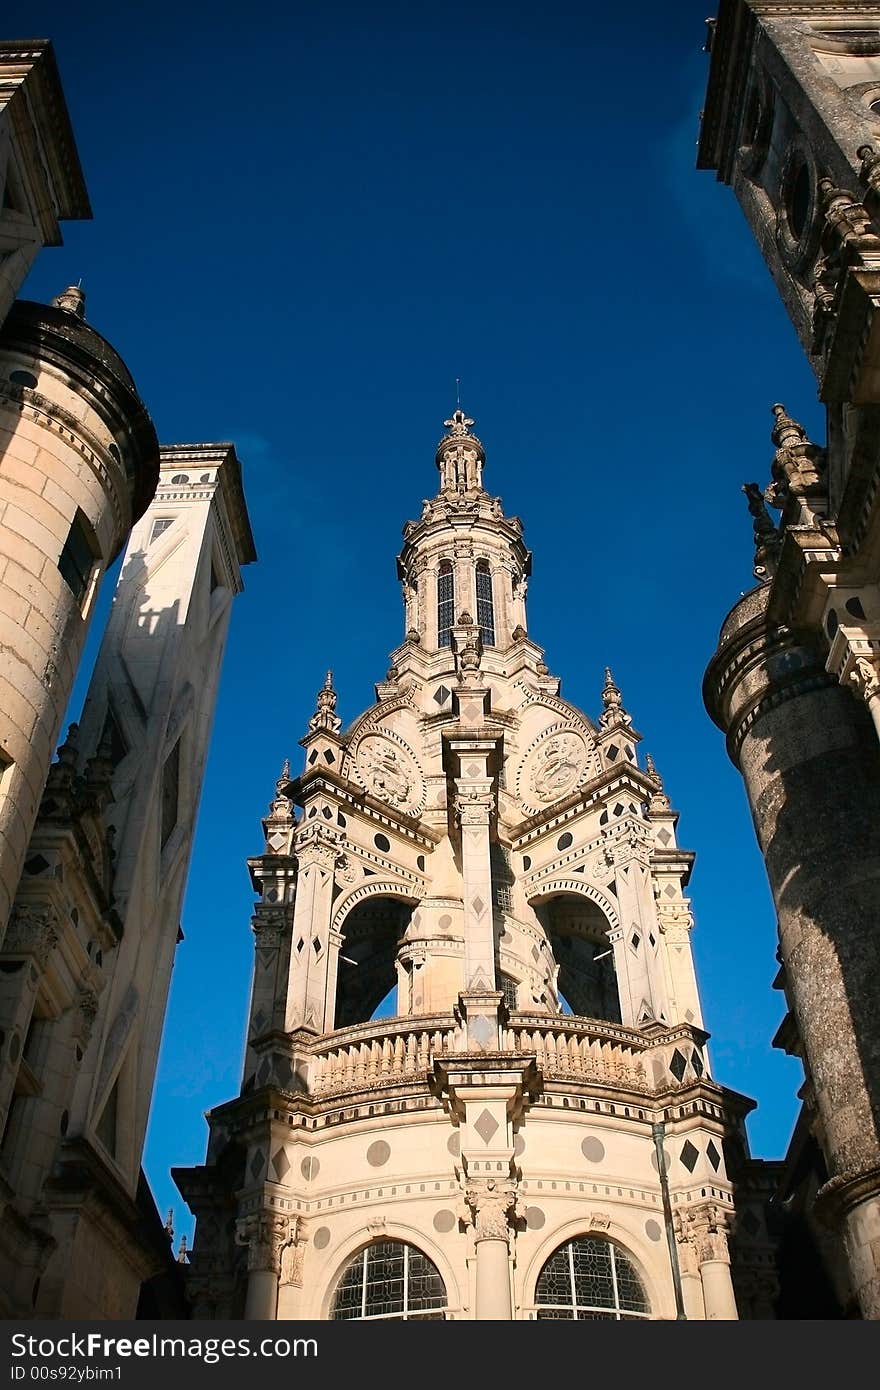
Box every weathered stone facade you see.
[699,0,880,1318]
[175,413,759,1321]
[0,43,257,1318]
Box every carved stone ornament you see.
[279,1216,309,1287]
[4,904,60,968]
[355,733,425,814]
[73,988,100,1046]
[461,1178,524,1242]
[691,1204,732,1266]
[516,724,593,815]
[235,1212,291,1274]
[849,655,880,703]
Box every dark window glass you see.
[95,1079,119,1157]
[437,562,454,648]
[476,562,495,646]
[535,1238,650,1320]
[161,739,181,849]
[788,160,811,239]
[58,511,98,605]
[331,1241,446,1320]
[100,705,128,768]
[150,517,173,544]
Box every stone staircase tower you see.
[176,411,757,1321]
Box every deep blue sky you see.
[12,1,820,1237]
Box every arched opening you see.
[437,560,454,648]
[534,1236,650,1319]
[475,560,495,646]
[334,896,412,1027]
[533,892,620,1024]
[330,1240,447,1320]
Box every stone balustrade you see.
[502,1016,650,1092]
[302,1012,711,1100]
[310,1014,460,1096]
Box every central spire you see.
[435,407,486,497]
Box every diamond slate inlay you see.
[474,1108,499,1144]
[433,685,451,704]
[669,1048,687,1082]
[679,1139,699,1172]
[471,896,485,917]
[271,1147,290,1180]
[706,1140,721,1171]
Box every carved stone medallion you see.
[355,733,425,815]
[516,724,594,815]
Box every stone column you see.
[463,1179,519,1320]
[846,654,880,742]
[692,1207,738,1320]
[449,735,497,996]
[235,1213,289,1321]
[284,824,341,1033]
[704,587,880,1318]
[607,820,666,1026]
[674,1213,706,1320]
[276,1217,309,1320]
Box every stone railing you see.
[502,1016,650,1092]
[306,1012,707,1099]
[310,1014,460,1096]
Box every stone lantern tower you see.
[176,411,758,1321]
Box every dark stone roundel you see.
[581,1136,605,1163]
[514,1135,526,1157]
[433,1209,456,1233]
[301,1156,319,1180]
[447,1132,460,1156]
[645,1219,662,1243]
[367,1140,391,1167]
[313,1227,331,1250]
[438,914,452,930]
[526,1207,545,1230]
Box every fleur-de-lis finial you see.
[443,408,475,438]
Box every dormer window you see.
[438,561,454,648]
[476,561,495,646]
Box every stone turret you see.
[176,413,754,1323]
[0,288,159,940]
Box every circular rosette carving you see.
[354,733,426,815]
[516,725,594,814]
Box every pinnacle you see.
[51,284,86,319]
[770,402,808,449]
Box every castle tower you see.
[0,41,91,326]
[175,412,757,1322]
[699,2,880,1317]
[0,288,158,941]
[0,444,255,1317]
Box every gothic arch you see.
[522,1216,662,1319]
[316,1221,462,1320]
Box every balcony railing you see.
[300,1009,709,1100]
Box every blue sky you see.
[12,0,820,1237]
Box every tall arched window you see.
[475,560,495,646]
[437,561,454,648]
[535,1237,650,1320]
[331,1240,447,1320]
